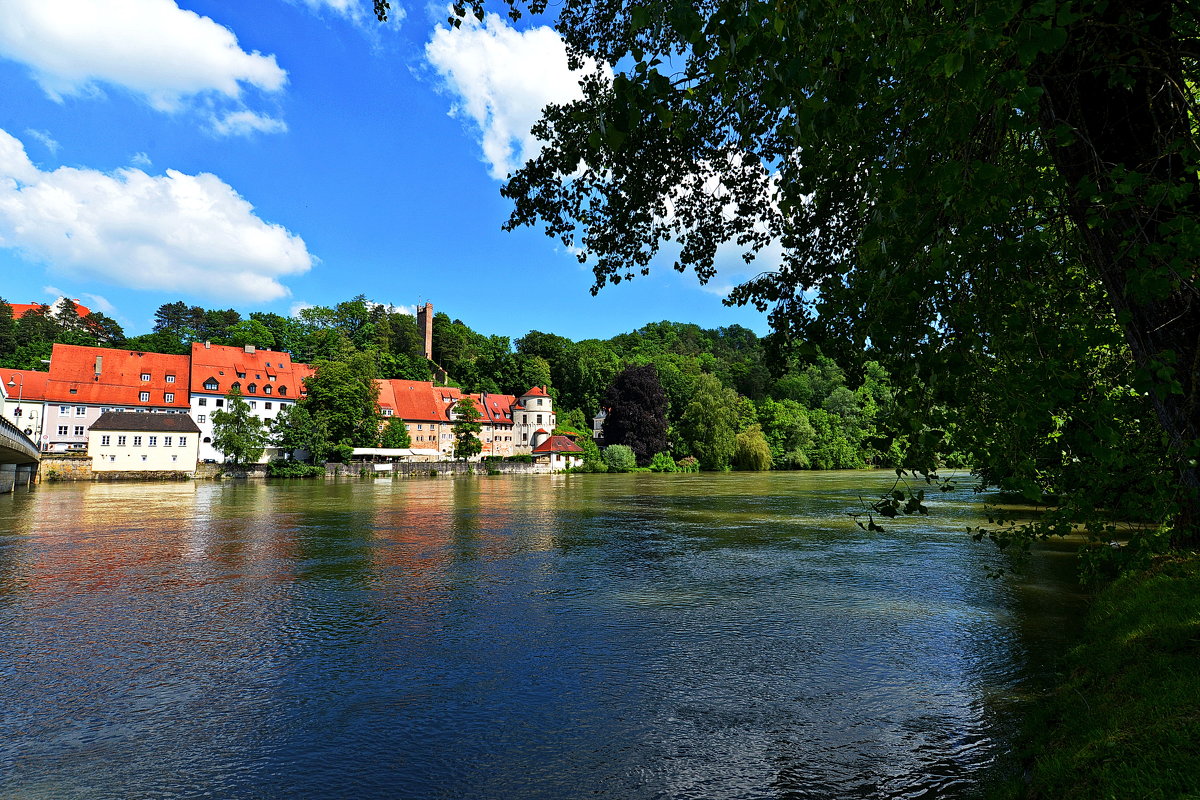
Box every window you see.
[101,435,110,446]
[117,435,126,446]
[198,398,207,407]
[247,384,257,394]
[178,436,187,447]
[133,436,142,447]
[141,455,147,462]
[382,408,392,416]
[417,424,423,430]
[264,402,273,410]
[171,455,178,462]
[268,375,276,381]
[140,373,150,381]
[148,436,157,447]
[76,406,86,416]
[248,401,256,409]
[537,414,543,424]
[59,405,69,415]
[263,385,272,394]
[215,399,224,408]
[166,375,175,383]
[537,398,543,406]
[13,408,21,418]
[164,393,174,403]
[109,455,116,463]
[204,379,219,391]
[197,415,206,423]
[164,436,173,447]
[236,372,246,379]
[57,425,68,436]
[139,392,149,402]
[69,388,77,394]
[74,426,84,436]
[279,386,288,396]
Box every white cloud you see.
[131,152,153,168]
[297,0,405,25]
[426,14,607,180]
[80,293,118,316]
[290,301,315,317]
[210,110,288,137]
[24,129,60,156]
[0,0,287,134]
[0,129,312,303]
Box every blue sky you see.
[0,0,771,341]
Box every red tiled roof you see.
[8,300,92,319]
[0,369,50,402]
[468,392,517,424]
[522,386,548,397]
[45,344,190,407]
[190,343,303,400]
[379,380,454,422]
[531,435,584,454]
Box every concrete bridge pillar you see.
[0,463,15,494]
[15,463,35,489]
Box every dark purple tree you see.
[601,364,668,467]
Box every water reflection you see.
[0,471,1086,799]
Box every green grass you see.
[991,554,1200,800]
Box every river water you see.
[0,471,1085,799]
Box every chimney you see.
[94,356,102,377]
[204,341,211,349]
[244,344,255,354]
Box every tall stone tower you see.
[416,302,434,360]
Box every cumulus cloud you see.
[426,14,606,180]
[0,0,287,134]
[131,152,153,168]
[0,129,312,302]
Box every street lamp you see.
[6,375,22,418]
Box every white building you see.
[88,412,200,474]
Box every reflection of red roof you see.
[189,343,304,400]
[531,435,584,454]
[45,344,190,407]
[0,369,50,402]
[9,300,92,319]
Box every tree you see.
[271,403,331,464]
[414,0,1200,551]
[733,425,772,471]
[600,363,669,466]
[211,386,268,465]
[224,319,276,350]
[380,417,412,448]
[303,352,382,448]
[452,397,483,460]
[678,375,739,471]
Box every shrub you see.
[648,451,678,472]
[602,444,638,472]
[266,460,325,478]
[676,456,700,473]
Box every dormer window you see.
[231,382,241,391]
[165,375,176,383]
[247,383,257,394]
[236,372,246,379]
[278,386,288,396]
[203,378,219,391]
[140,373,151,381]
[263,385,272,394]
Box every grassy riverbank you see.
[992,554,1200,799]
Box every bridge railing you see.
[0,414,40,461]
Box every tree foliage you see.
[452,397,483,460]
[380,417,413,449]
[211,386,269,465]
[600,363,668,466]
[602,443,637,472]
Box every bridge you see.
[0,415,39,493]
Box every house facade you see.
[512,386,556,453]
[530,434,584,469]
[88,412,200,474]
[1,369,49,442]
[40,344,191,452]
[189,342,308,463]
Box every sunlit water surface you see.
[0,472,1085,799]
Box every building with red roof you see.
[7,299,93,321]
[41,344,191,452]
[189,342,308,462]
[512,386,556,452]
[530,434,584,469]
[0,369,50,441]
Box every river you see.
[0,471,1085,799]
